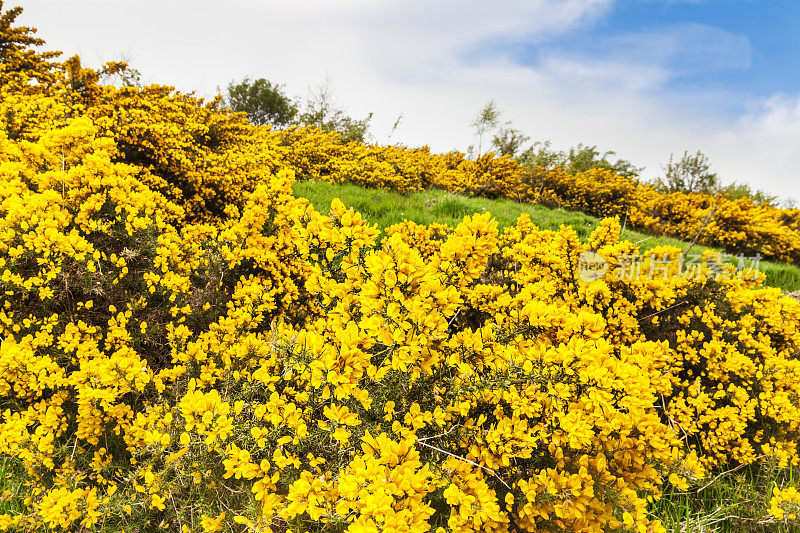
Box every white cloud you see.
[531,23,752,94]
[706,94,800,201]
[603,23,752,76]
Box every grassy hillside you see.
[294,180,800,293]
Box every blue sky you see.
[17,0,800,201]
[590,1,800,97]
[481,0,800,115]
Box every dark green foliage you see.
[564,143,643,177]
[656,150,719,194]
[717,181,779,207]
[491,126,530,157]
[223,77,297,127]
[517,141,643,177]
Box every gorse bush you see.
[2,5,800,532]
[254,125,800,266]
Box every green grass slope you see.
[293,180,800,293]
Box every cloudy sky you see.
[17,0,800,202]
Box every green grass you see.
[293,180,800,293]
[653,461,800,533]
[0,456,23,515]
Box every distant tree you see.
[471,99,501,157]
[518,140,564,169]
[223,77,297,127]
[654,151,784,204]
[492,125,530,157]
[333,112,373,144]
[716,182,778,207]
[466,99,642,173]
[517,140,642,177]
[657,150,719,194]
[297,78,373,143]
[565,144,643,177]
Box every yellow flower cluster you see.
[255,131,800,265]
[627,185,800,264]
[770,486,800,522]
[2,10,800,532]
[471,166,800,265]
[4,5,800,267]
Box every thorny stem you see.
[416,439,511,490]
[639,301,689,322]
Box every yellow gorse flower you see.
[1,5,800,532]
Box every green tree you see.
[222,77,297,127]
[518,140,564,169]
[716,181,778,206]
[296,78,373,143]
[471,99,501,157]
[491,125,530,157]
[565,144,643,177]
[517,141,642,177]
[657,150,719,194]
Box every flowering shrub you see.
[628,186,800,264]
[14,40,794,266]
[770,486,800,522]
[520,167,637,219]
[2,8,800,532]
[266,130,800,265]
[242,125,800,266]
[519,170,800,265]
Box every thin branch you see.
[639,301,689,322]
[416,439,511,490]
[417,425,460,443]
[447,308,462,328]
[168,489,183,533]
[680,204,719,271]
[659,394,689,442]
[694,457,764,494]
